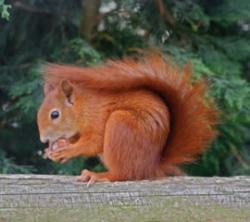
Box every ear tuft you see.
[61,80,73,98]
[43,83,54,96]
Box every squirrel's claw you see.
[43,148,50,159]
[45,146,70,163]
[76,169,110,186]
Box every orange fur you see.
[37,53,218,182]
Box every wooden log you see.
[0,175,250,222]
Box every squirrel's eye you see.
[50,110,60,120]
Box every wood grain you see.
[0,175,250,222]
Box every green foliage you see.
[51,38,102,65]
[0,0,250,176]
[0,150,34,173]
[210,0,250,26]
[0,0,11,20]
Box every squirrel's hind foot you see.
[77,169,110,186]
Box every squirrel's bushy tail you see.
[43,53,218,174]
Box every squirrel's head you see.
[37,80,80,148]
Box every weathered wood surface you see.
[0,175,250,222]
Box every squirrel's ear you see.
[43,83,54,96]
[60,80,73,98]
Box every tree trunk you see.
[80,0,101,40]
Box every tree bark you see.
[80,0,101,40]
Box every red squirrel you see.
[37,53,218,184]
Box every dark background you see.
[0,0,250,176]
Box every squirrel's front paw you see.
[46,146,71,163]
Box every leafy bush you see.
[0,0,249,176]
[0,0,11,20]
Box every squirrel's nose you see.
[40,136,48,143]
